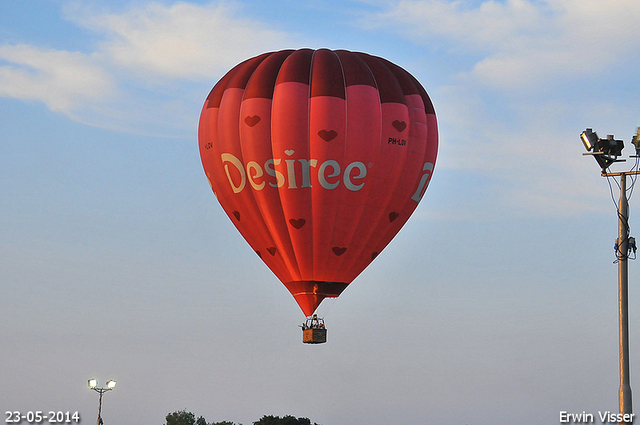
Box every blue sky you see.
[2,1,640,424]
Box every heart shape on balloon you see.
[289,218,306,229]
[392,120,407,132]
[332,247,347,256]
[244,115,261,127]
[318,129,338,142]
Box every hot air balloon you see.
[198,49,438,343]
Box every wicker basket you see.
[303,328,327,344]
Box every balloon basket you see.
[301,314,327,344]
[302,328,327,344]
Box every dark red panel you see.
[380,58,421,96]
[355,53,406,104]
[275,48,314,85]
[410,73,436,115]
[226,53,270,90]
[310,49,345,99]
[335,50,376,88]
[243,50,294,100]
[205,62,242,109]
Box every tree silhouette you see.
[164,410,318,425]
[165,410,196,425]
[164,410,241,425]
[253,415,318,425]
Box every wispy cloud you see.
[0,1,295,134]
[0,44,114,115]
[376,0,547,52]
[65,1,293,80]
[370,0,640,90]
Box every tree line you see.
[164,409,320,425]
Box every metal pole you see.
[97,391,103,425]
[618,173,632,424]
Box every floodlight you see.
[581,128,598,151]
[106,380,117,389]
[88,378,98,388]
[603,135,624,157]
[632,127,640,156]
[580,128,625,170]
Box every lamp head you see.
[88,379,98,389]
[106,380,117,389]
[602,134,624,157]
[632,127,640,156]
[581,128,598,151]
[580,128,624,171]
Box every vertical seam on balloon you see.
[238,51,297,283]
[344,54,410,280]
[269,50,303,281]
[306,49,316,281]
[371,57,412,256]
[341,52,386,280]
[373,68,425,257]
[308,51,322,282]
[310,50,343,282]
[323,49,352,280]
[328,52,382,280]
[385,62,436,238]
[229,55,292,279]
[267,51,303,282]
[269,51,308,281]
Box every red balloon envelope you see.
[198,49,438,317]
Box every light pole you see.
[88,379,116,425]
[581,128,638,424]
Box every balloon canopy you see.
[198,49,438,316]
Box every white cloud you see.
[67,1,294,80]
[372,0,640,90]
[0,44,114,114]
[0,1,296,134]
[378,0,547,52]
